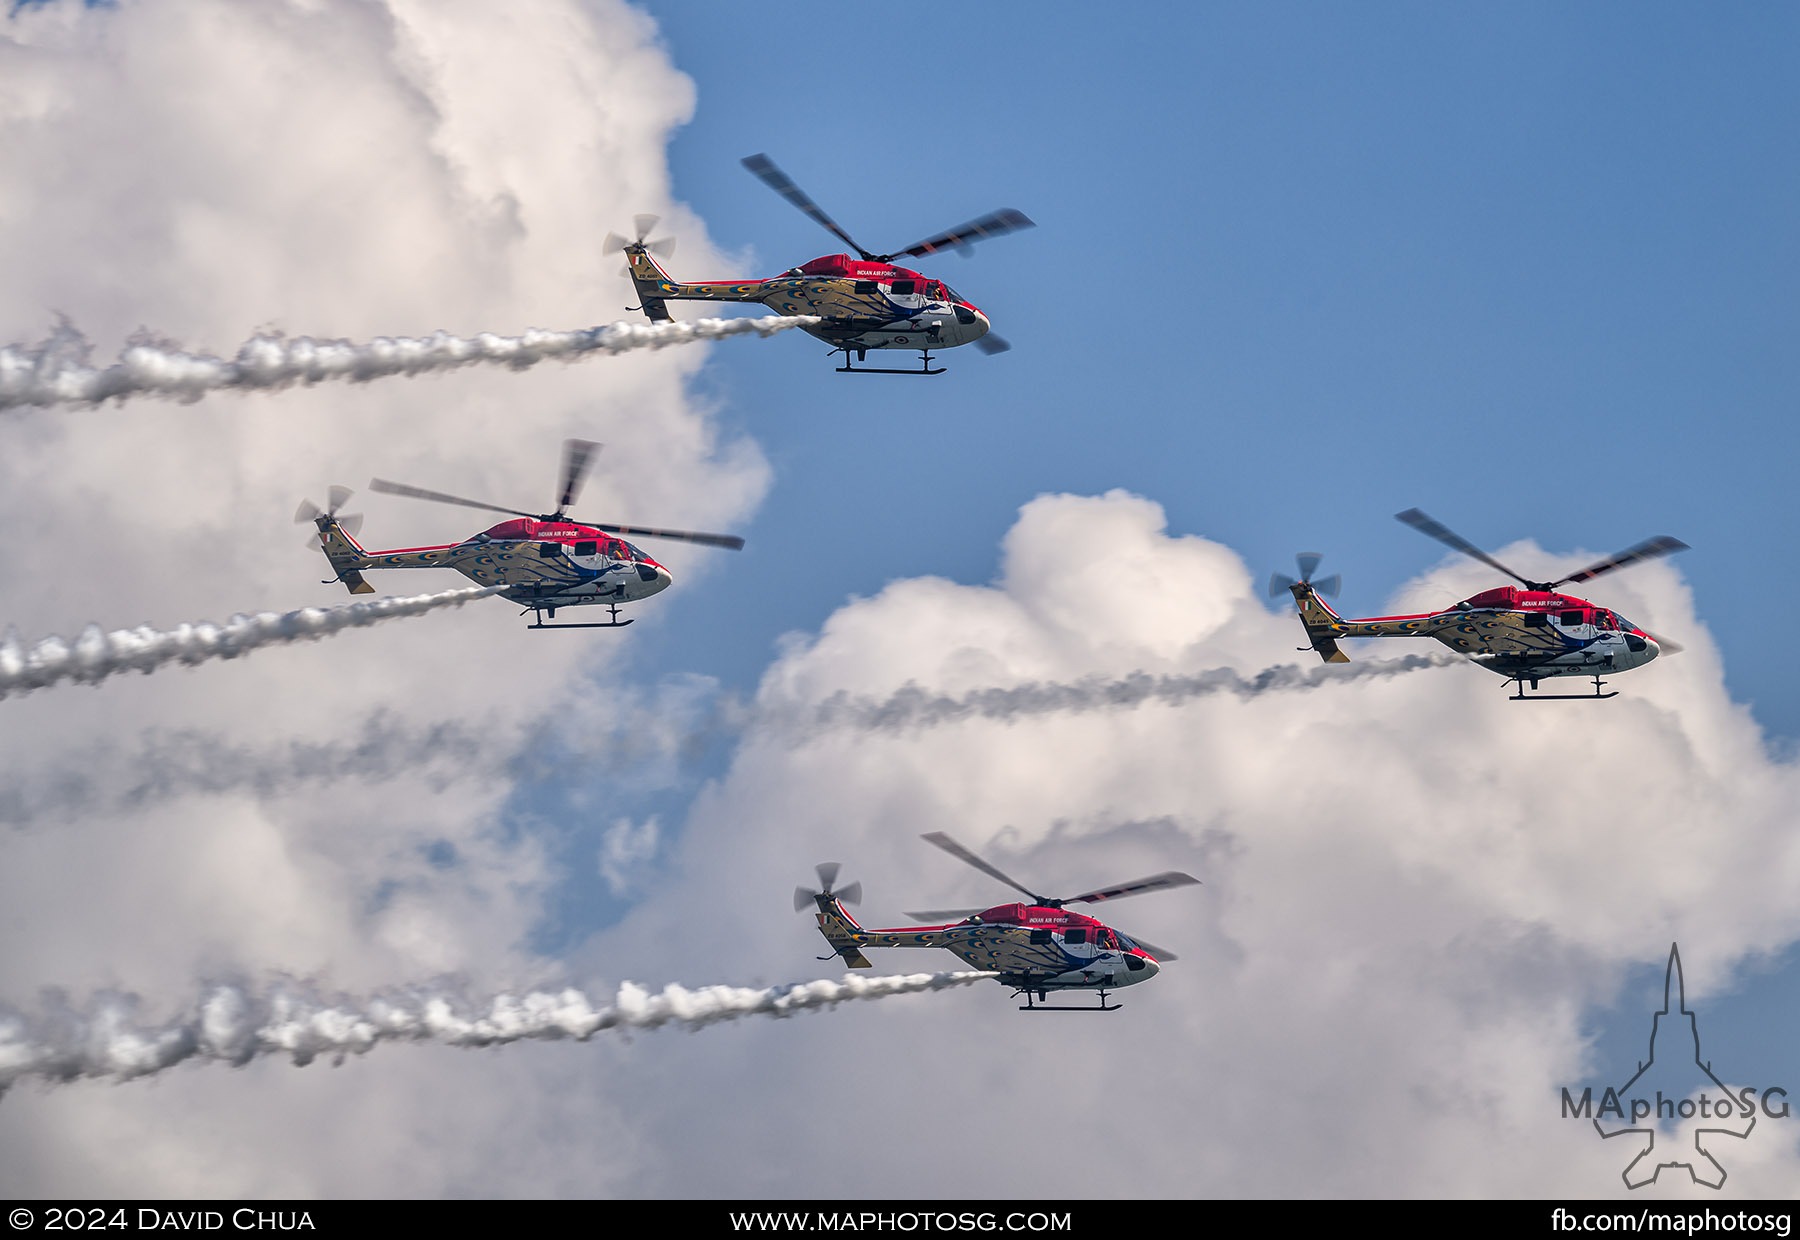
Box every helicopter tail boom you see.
[624,247,765,321]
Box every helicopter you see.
[297,439,743,630]
[798,832,1199,1012]
[612,153,1034,375]
[1272,508,1689,700]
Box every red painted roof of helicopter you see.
[1350,586,1649,633]
[796,254,920,281]
[358,518,663,567]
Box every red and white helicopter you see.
[1273,508,1689,700]
[799,832,1199,1012]
[615,153,1034,375]
[297,439,743,630]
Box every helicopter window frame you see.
[1561,610,1585,626]
[1065,928,1087,945]
[573,540,598,558]
[890,279,916,295]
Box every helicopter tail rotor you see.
[794,862,863,913]
[294,486,363,545]
[1267,552,1341,601]
[603,214,677,259]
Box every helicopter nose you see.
[1124,953,1159,981]
[953,303,989,343]
[636,563,671,595]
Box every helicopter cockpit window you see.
[1614,615,1635,633]
[573,540,598,558]
[623,541,649,562]
[941,284,963,303]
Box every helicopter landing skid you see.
[1509,674,1617,701]
[834,348,945,376]
[525,603,633,630]
[1015,990,1122,1013]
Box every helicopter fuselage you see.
[1289,582,1663,681]
[626,249,992,354]
[809,894,1161,994]
[315,515,672,611]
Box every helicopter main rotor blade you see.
[369,478,537,520]
[903,907,986,923]
[742,153,875,261]
[888,209,1036,260]
[1553,535,1690,588]
[581,520,744,550]
[1064,871,1201,906]
[1395,508,1538,590]
[975,334,1011,356]
[920,831,1042,904]
[558,439,601,515]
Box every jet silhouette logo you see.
[1561,944,1791,1189]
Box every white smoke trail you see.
[801,653,1466,736]
[0,656,1460,818]
[0,585,503,701]
[0,315,821,411]
[0,684,748,828]
[0,971,995,1091]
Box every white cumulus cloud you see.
[570,489,1800,1198]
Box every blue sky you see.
[628,1,1798,738]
